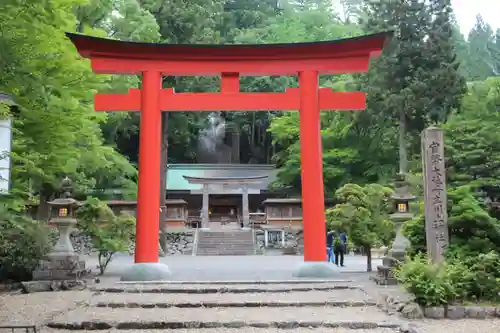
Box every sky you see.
[330,0,499,36]
[452,0,500,35]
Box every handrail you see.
[251,218,256,254]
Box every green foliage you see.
[396,252,500,306]
[404,186,500,258]
[401,185,500,306]
[465,15,500,81]
[76,197,135,274]
[446,78,500,188]
[395,254,456,306]
[0,0,142,212]
[326,183,394,271]
[0,203,51,282]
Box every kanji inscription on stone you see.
[421,126,449,264]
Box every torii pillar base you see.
[292,261,338,278]
[120,262,171,282]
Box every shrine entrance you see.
[183,175,267,230]
[67,32,390,281]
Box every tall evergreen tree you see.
[362,0,430,173]
[467,15,496,80]
[424,0,467,123]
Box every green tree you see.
[466,15,497,80]
[445,78,500,188]
[424,0,467,123]
[326,183,394,271]
[0,0,141,215]
[76,197,135,274]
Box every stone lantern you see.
[48,177,79,255]
[33,177,87,280]
[373,173,415,285]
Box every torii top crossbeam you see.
[66,32,389,76]
[67,32,391,276]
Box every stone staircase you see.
[46,280,409,332]
[195,229,255,256]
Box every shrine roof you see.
[183,175,268,185]
[167,164,277,191]
[66,32,391,62]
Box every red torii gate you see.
[67,32,390,280]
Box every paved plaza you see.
[84,254,382,281]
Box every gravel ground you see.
[412,319,500,333]
[91,289,372,305]
[50,306,392,323]
[0,327,398,333]
[0,291,93,326]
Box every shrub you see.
[0,207,51,282]
[76,197,135,274]
[394,254,457,306]
[395,252,500,306]
[403,186,500,259]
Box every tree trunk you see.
[366,246,372,272]
[251,112,256,149]
[159,112,169,255]
[398,109,408,175]
[36,183,53,222]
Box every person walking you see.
[333,231,347,267]
[326,230,335,264]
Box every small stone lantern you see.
[32,177,87,280]
[47,177,79,255]
[373,173,415,285]
[387,174,415,261]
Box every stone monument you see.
[32,177,87,280]
[421,126,449,264]
[373,173,415,285]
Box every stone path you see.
[1,279,500,333]
[84,254,383,280]
[48,280,403,331]
[2,255,500,333]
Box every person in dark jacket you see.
[333,231,347,267]
[326,231,335,264]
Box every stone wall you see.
[61,230,195,256]
[255,228,303,254]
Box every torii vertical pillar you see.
[292,70,335,278]
[120,71,171,281]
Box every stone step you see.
[198,235,253,239]
[197,239,253,243]
[195,230,254,256]
[92,283,360,294]
[197,238,253,241]
[198,240,253,247]
[196,249,254,252]
[118,279,353,284]
[91,290,375,308]
[43,327,406,333]
[47,306,400,330]
[195,250,254,255]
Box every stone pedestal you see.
[372,174,414,286]
[372,215,411,285]
[33,254,86,280]
[33,217,87,280]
